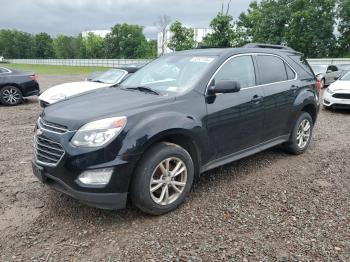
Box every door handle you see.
[251,95,263,104]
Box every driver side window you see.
[214,56,256,88]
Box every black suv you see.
[32,44,320,215]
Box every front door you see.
[206,55,264,159]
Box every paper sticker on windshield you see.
[190,57,215,63]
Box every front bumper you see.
[32,161,127,209]
[32,119,139,210]
[323,91,350,108]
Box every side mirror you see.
[208,80,241,94]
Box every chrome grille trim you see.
[39,118,69,134]
[34,135,65,166]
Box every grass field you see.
[6,64,110,75]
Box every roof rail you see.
[244,43,295,52]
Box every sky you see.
[0,0,251,39]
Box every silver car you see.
[311,64,345,89]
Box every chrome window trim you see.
[206,53,298,94]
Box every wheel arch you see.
[301,103,317,124]
[138,129,202,177]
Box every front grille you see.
[333,93,350,99]
[39,118,68,134]
[34,135,65,166]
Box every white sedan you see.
[323,71,350,109]
[39,67,140,108]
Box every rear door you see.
[206,55,264,159]
[255,54,298,142]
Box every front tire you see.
[131,142,194,215]
[0,86,23,106]
[283,112,313,155]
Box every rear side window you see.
[289,55,314,78]
[327,65,338,72]
[256,55,288,84]
[214,55,256,88]
[285,63,296,80]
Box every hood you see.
[328,80,350,93]
[43,88,174,130]
[39,81,111,104]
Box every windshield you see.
[91,69,126,84]
[340,71,350,81]
[311,65,327,75]
[120,55,217,95]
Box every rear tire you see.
[0,86,23,106]
[283,112,313,155]
[131,142,194,215]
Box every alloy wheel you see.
[3,88,21,105]
[149,157,188,206]
[296,119,311,149]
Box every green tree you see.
[0,30,34,58]
[237,0,290,44]
[237,0,337,58]
[337,0,350,57]
[168,21,196,51]
[202,13,236,48]
[147,39,158,58]
[53,35,80,58]
[104,23,150,59]
[34,32,54,58]
[84,32,105,58]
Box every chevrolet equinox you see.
[32,44,320,215]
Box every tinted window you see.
[328,65,338,72]
[214,56,256,88]
[285,63,296,80]
[0,68,8,73]
[256,55,288,84]
[289,55,314,78]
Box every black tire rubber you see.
[0,86,23,106]
[131,142,194,215]
[283,112,313,155]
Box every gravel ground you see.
[0,74,349,261]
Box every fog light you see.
[77,168,113,186]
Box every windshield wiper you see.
[125,86,160,95]
[92,80,104,83]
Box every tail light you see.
[315,79,321,93]
[29,75,37,81]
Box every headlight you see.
[71,117,127,147]
[50,93,67,101]
[326,88,334,95]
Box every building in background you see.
[157,28,212,56]
[82,30,111,39]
